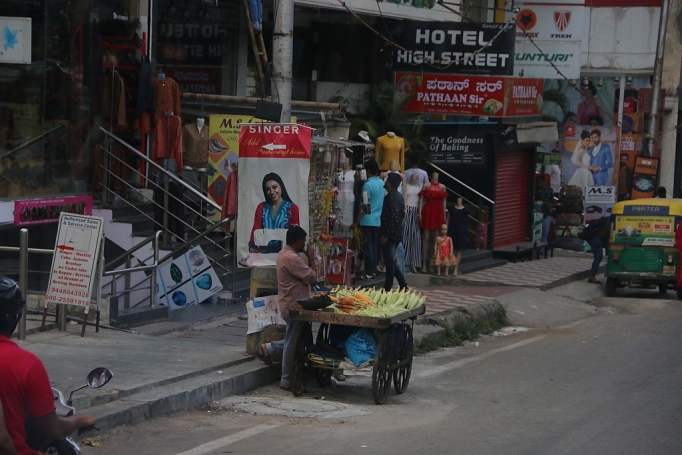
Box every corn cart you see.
[287,305,426,404]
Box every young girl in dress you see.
[432,224,458,277]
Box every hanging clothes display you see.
[182,122,210,170]
[334,169,356,237]
[152,76,181,126]
[136,55,154,116]
[419,181,448,230]
[152,114,183,172]
[102,70,126,127]
[448,205,470,251]
[403,182,422,269]
[376,133,405,172]
[222,166,239,219]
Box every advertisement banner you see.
[44,214,104,308]
[14,195,93,226]
[506,2,584,79]
[511,40,581,79]
[427,130,487,166]
[509,5,584,42]
[613,215,675,247]
[156,245,222,309]
[237,124,312,267]
[0,17,31,64]
[392,22,515,75]
[207,115,254,220]
[584,186,617,204]
[395,72,543,116]
[561,125,620,189]
[631,156,659,200]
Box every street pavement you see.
[13,250,606,435]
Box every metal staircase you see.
[96,128,250,326]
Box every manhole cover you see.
[220,397,371,418]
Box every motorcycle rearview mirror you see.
[86,367,113,388]
[68,368,113,403]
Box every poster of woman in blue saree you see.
[248,172,300,253]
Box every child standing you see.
[432,224,458,277]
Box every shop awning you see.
[515,122,559,144]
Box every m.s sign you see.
[392,22,515,75]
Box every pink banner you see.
[14,196,93,226]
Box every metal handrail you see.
[159,217,232,263]
[105,233,157,271]
[99,127,221,211]
[103,231,161,309]
[428,161,495,205]
[0,125,64,161]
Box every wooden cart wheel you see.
[315,324,333,387]
[372,331,392,405]
[393,324,413,395]
[290,323,313,397]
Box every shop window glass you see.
[153,0,239,96]
[0,0,140,198]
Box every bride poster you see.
[561,125,621,192]
[562,125,621,220]
[236,124,312,267]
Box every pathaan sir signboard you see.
[395,72,543,117]
[392,22,515,75]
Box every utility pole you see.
[272,0,294,122]
[646,0,671,157]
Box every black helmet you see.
[0,276,23,337]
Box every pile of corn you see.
[330,286,425,317]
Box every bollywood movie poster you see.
[207,115,254,221]
[236,124,312,267]
[561,124,621,217]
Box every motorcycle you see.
[26,367,113,455]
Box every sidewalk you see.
[14,251,602,435]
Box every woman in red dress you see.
[419,172,448,272]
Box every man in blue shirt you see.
[351,160,384,279]
[588,130,613,186]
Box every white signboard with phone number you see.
[44,213,104,308]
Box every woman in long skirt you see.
[403,174,423,273]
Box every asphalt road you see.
[81,294,682,455]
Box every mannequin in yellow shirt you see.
[376,132,405,172]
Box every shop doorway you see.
[493,149,531,248]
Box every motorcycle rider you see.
[0,276,96,455]
[0,400,18,455]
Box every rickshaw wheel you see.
[315,324,333,387]
[372,331,392,405]
[659,283,668,294]
[606,278,618,297]
[393,324,413,395]
[290,323,313,397]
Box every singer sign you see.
[395,72,543,117]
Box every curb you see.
[412,300,507,351]
[427,265,605,292]
[87,362,276,434]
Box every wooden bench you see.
[493,241,553,263]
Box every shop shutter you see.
[493,149,530,248]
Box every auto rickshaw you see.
[605,198,682,298]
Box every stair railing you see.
[98,129,237,309]
[427,161,494,249]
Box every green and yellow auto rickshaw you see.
[605,198,682,298]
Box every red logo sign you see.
[238,124,312,159]
[516,9,537,31]
[554,11,571,32]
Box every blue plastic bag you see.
[345,329,376,367]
